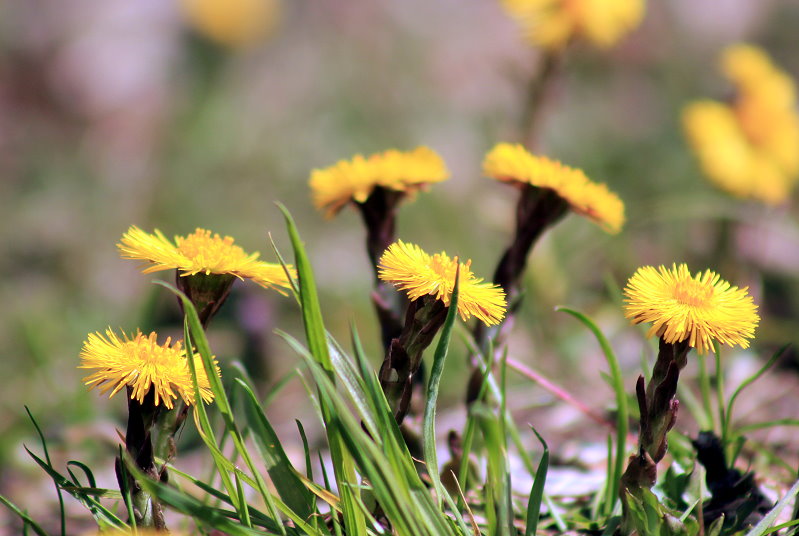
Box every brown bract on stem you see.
[379,296,447,424]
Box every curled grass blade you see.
[555,306,627,515]
[25,407,66,535]
[724,345,787,440]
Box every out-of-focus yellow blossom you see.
[483,143,625,233]
[180,0,281,48]
[310,147,449,218]
[500,0,644,50]
[683,44,799,204]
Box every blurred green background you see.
[2,0,799,529]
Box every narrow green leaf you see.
[124,459,275,535]
[0,495,50,536]
[725,345,787,439]
[421,273,471,536]
[235,378,315,520]
[276,202,331,373]
[525,427,549,536]
[25,407,66,535]
[745,478,799,536]
[474,404,513,536]
[25,447,127,529]
[66,461,97,489]
[423,270,459,506]
[556,306,627,515]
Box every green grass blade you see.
[423,271,459,507]
[556,306,627,514]
[276,202,331,373]
[66,461,97,489]
[235,378,315,520]
[724,345,787,439]
[737,419,799,433]
[745,478,799,536]
[25,407,66,535]
[275,204,366,535]
[25,447,127,529]
[421,274,471,535]
[0,495,49,536]
[473,404,513,536]
[124,459,277,535]
[525,427,549,536]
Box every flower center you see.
[672,279,714,307]
[176,229,247,264]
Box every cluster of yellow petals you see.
[682,44,799,204]
[309,147,450,218]
[179,0,281,48]
[623,264,759,355]
[79,329,219,408]
[500,0,644,50]
[378,240,507,326]
[483,143,625,234]
[118,226,294,292]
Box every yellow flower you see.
[683,44,799,204]
[500,0,644,50]
[483,143,625,233]
[79,329,219,408]
[309,147,450,217]
[180,0,281,48]
[118,226,293,292]
[623,264,759,355]
[378,240,507,326]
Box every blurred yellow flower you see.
[623,264,759,355]
[309,147,450,218]
[118,226,293,292]
[79,329,218,408]
[683,44,799,204]
[500,0,644,49]
[180,0,281,48]
[483,143,625,233]
[378,240,507,326]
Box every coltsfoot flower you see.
[483,143,625,233]
[180,0,281,48]
[623,264,759,354]
[682,44,799,204]
[378,240,507,326]
[118,226,293,292]
[309,147,449,217]
[79,329,219,408]
[499,0,644,50]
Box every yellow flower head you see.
[309,147,450,218]
[483,143,625,233]
[500,0,644,50]
[180,0,281,48]
[378,240,507,326]
[683,44,799,204]
[118,226,294,292]
[623,264,759,355]
[79,329,219,408]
